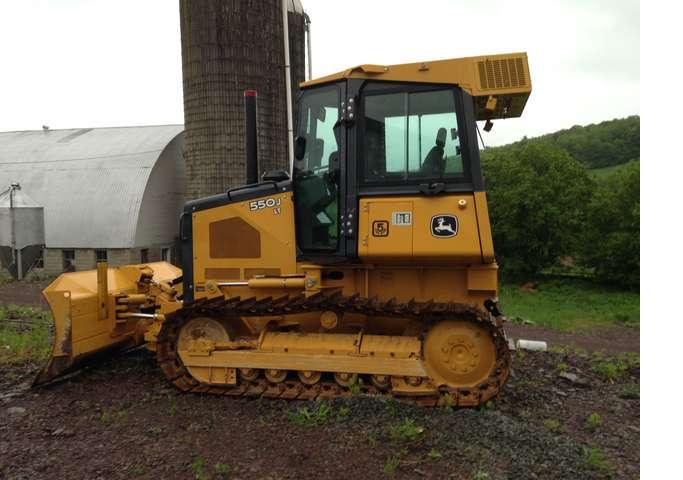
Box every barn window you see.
[62,250,75,272]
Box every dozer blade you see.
[35,262,181,385]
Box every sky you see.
[0,0,639,146]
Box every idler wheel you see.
[423,320,496,388]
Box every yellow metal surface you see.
[473,192,495,263]
[358,194,484,263]
[179,350,428,378]
[192,191,297,291]
[301,52,531,120]
[37,262,182,384]
[422,320,496,388]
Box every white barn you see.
[0,125,185,276]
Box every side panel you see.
[473,191,495,263]
[191,191,297,295]
[358,194,482,263]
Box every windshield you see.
[362,87,466,185]
[293,85,341,252]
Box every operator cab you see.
[293,79,484,261]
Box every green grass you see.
[389,418,425,442]
[500,279,639,331]
[0,304,52,364]
[620,383,640,399]
[583,446,613,473]
[288,401,333,427]
[591,353,639,381]
[589,161,636,179]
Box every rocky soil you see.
[0,345,639,479]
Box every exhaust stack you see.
[244,90,258,184]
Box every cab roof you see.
[301,52,532,121]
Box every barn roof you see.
[0,125,185,249]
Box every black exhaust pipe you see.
[244,90,258,184]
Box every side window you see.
[293,85,341,252]
[363,88,464,184]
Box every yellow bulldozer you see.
[36,52,531,407]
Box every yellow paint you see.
[358,194,484,263]
[301,52,531,121]
[192,191,297,291]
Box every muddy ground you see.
[1,347,639,480]
[0,280,640,479]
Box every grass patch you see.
[583,446,613,473]
[0,305,52,365]
[620,383,639,399]
[389,418,425,442]
[500,278,639,331]
[288,401,333,427]
[383,453,402,476]
[543,418,563,433]
[427,449,442,460]
[586,412,602,431]
[190,457,207,480]
[214,462,231,478]
[591,353,639,381]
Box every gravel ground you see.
[0,347,639,479]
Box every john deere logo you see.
[431,215,458,237]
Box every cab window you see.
[362,87,465,184]
[293,85,341,252]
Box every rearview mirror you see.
[294,136,306,160]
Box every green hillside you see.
[502,116,639,169]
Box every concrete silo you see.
[180,0,307,200]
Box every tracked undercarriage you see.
[156,292,510,407]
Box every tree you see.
[481,140,592,278]
[580,161,639,287]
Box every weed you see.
[543,418,563,433]
[100,410,112,426]
[472,471,491,480]
[0,305,52,365]
[367,432,379,448]
[620,383,639,399]
[385,398,399,417]
[129,465,145,477]
[548,344,588,357]
[348,375,363,395]
[288,401,332,427]
[214,462,231,478]
[556,362,569,372]
[583,446,612,473]
[586,412,602,431]
[439,392,455,410]
[383,454,401,476]
[592,353,639,381]
[99,406,128,426]
[191,456,207,480]
[427,449,442,460]
[336,405,350,421]
[389,418,425,442]
[168,396,178,416]
[147,425,162,435]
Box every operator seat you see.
[421,127,447,176]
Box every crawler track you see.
[156,292,510,407]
